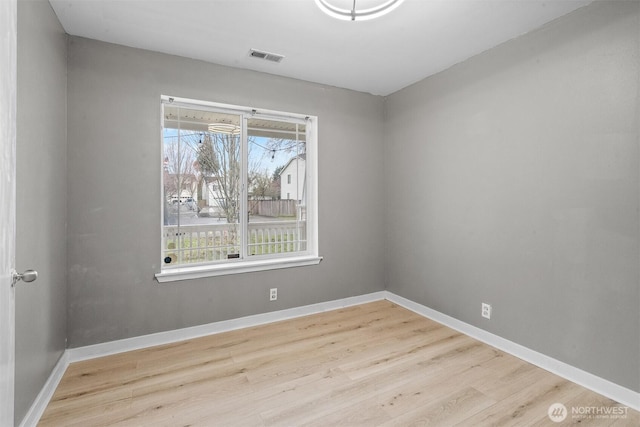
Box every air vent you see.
[249,49,285,63]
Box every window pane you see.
[247,118,307,257]
[160,97,317,277]
[162,105,241,266]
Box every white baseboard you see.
[384,291,640,412]
[18,351,69,427]
[19,289,638,426]
[66,291,387,362]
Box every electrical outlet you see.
[269,288,277,301]
[482,303,492,319]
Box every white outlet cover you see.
[482,303,491,319]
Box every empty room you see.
[1,0,639,425]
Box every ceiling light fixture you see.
[314,0,404,21]
[208,123,240,135]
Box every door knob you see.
[11,269,38,287]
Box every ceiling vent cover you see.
[249,49,285,63]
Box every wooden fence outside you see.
[249,199,297,218]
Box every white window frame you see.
[155,96,321,282]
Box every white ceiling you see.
[49,0,593,96]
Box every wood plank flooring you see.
[38,301,638,426]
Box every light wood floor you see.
[39,301,638,426]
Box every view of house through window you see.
[161,98,312,271]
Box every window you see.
[156,96,320,282]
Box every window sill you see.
[155,255,323,283]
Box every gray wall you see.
[66,37,386,347]
[15,0,68,422]
[384,0,639,392]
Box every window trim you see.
[156,95,321,282]
[155,255,323,282]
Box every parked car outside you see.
[185,198,197,211]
